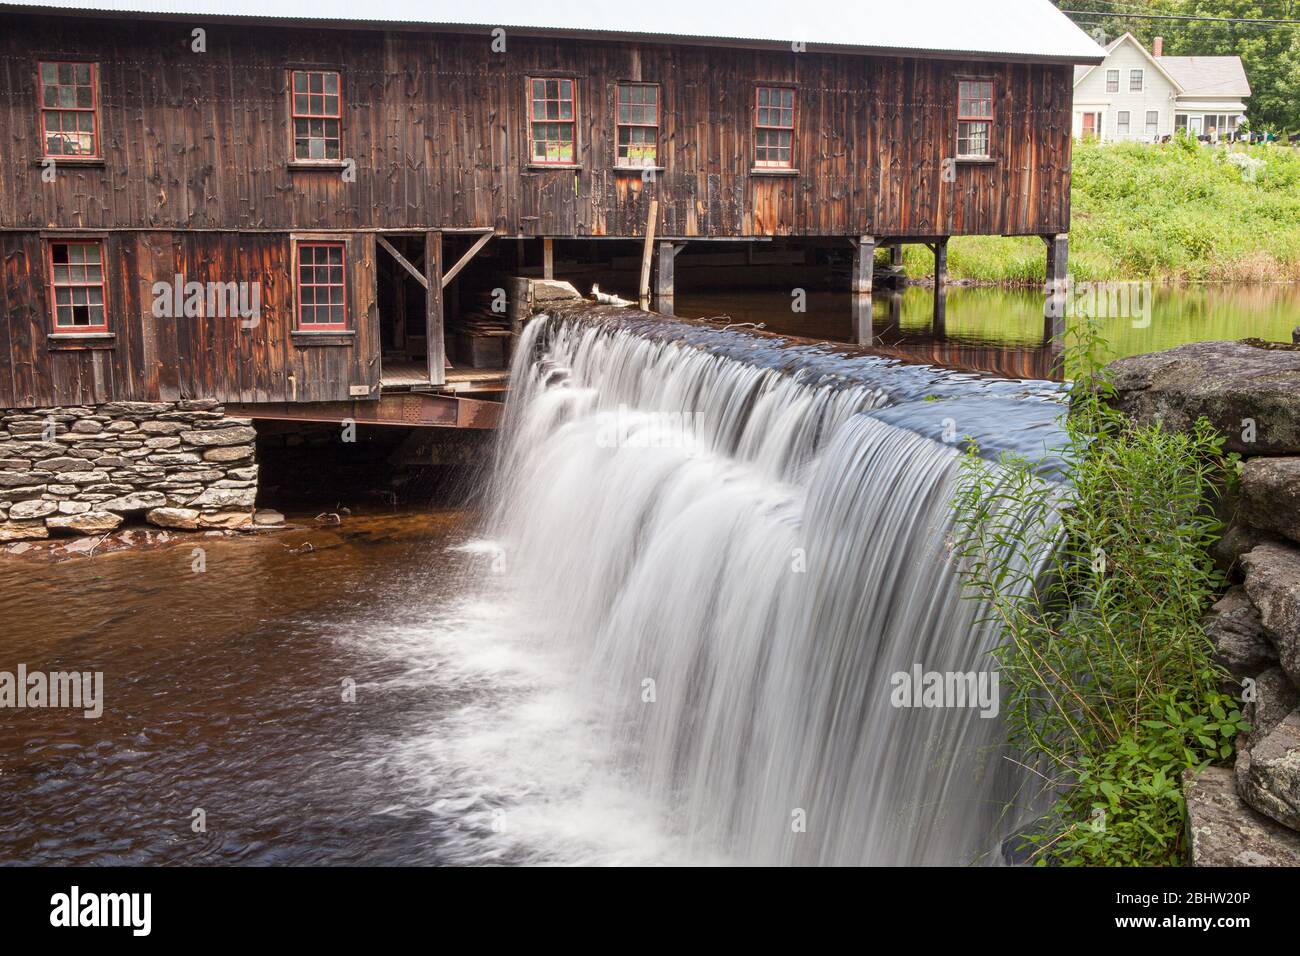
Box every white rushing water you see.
[406,310,1065,866]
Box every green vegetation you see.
[902,140,1300,283]
[953,324,1248,865]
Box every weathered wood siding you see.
[0,231,378,408]
[0,13,1074,238]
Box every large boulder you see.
[1184,765,1300,866]
[1241,457,1300,545]
[1237,710,1300,831]
[1103,341,1300,454]
[1204,585,1276,686]
[1241,543,1300,688]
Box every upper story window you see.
[291,70,342,161]
[49,240,107,332]
[956,79,993,159]
[1129,69,1143,92]
[616,83,659,168]
[529,78,576,165]
[753,86,795,168]
[1105,69,1119,93]
[39,61,99,158]
[295,241,347,330]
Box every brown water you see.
[676,284,1300,379]
[0,512,500,865]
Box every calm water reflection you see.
[676,284,1300,380]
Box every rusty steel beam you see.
[228,392,502,429]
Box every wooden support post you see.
[653,240,681,315]
[933,237,949,290]
[889,242,904,268]
[425,231,446,387]
[852,235,875,294]
[639,199,660,309]
[542,237,554,280]
[1043,233,1068,379]
[852,235,875,345]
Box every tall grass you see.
[952,323,1248,865]
[903,140,1300,283]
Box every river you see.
[0,284,1294,865]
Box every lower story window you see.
[296,241,347,330]
[1145,110,1159,136]
[1117,111,1130,135]
[49,239,107,332]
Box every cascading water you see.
[474,307,1067,865]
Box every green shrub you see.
[952,322,1248,866]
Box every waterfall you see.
[480,308,1066,865]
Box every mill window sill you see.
[955,156,996,165]
[525,163,583,171]
[34,157,106,168]
[613,165,665,174]
[48,332,116,350]
[292,330,355,347]
[749,167,799,177]
[288,160,348,171]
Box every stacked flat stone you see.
[0,399,265,539]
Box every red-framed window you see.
[529,78,576,165]
[48,240,108,332]
[295,241,347,330]
[616,83,659,167]
[957,80,994,159]
[291,70,342,161]
[39,61,100,158]
[754,86,795,168]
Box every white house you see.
[1073,33,1250,142]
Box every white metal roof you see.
[2,0,1107,62]
[1160,57,1251,98]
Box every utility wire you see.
[1062,9,1300,25]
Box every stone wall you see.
[1105,340,1300,865]
[0,400,269,539]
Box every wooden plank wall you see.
[0,231,378,408]
[0,13,1075,238]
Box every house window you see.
[1145,110,1159,135]
[957,80,993,159]
[1175,113,1188,131]
[295,242,347,330]
[616,83,659,167]
[48,240,107,332]
[291,70,342,161]
[753,86,795,168]
[1106,69,1119,93]
[1116,111,1130,135]
[529,78,576,164]
[1129,69,1143,92]
[39,61,99,158]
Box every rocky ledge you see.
[1104,340,1300,865]
[0,400,279,540]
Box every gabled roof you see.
[1073,32,1185,92]
[1159,56,1251,97]
[1,0,1107,63]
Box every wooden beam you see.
[441,230,494,289]
[933,237,949,290]
[542,237,554,279]
[653,240,682,315]
[639,199,659,308]
[425,231,446,388]
[852,235,875,294]
[377,235,429,290]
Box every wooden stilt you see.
[654,240,682,315]
[1043,233,1068,379]
[425,231,446,387]
[890,243,904,268]
[852,236,875,345]
[542,237,554,280]
[639,199,659,309]
[933,237,948,290]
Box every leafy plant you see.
[952,319,1247,865]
